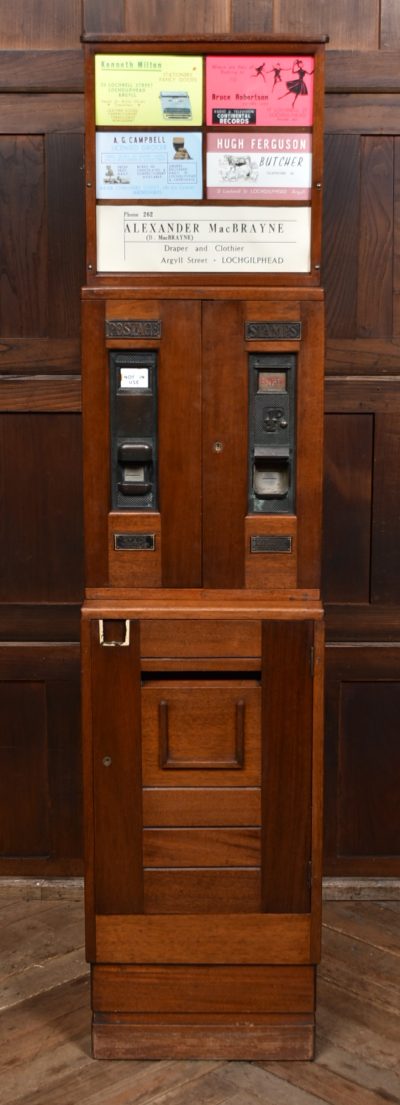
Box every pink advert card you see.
[206,55,314,128]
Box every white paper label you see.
[97,205,312,273]
[120,367,149,389]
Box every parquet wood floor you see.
[1,889,399,1104]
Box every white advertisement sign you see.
[96,205,312,273]
[207,133,312,200]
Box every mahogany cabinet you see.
[81,32,326,1059]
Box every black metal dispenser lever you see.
[117,442,153,496]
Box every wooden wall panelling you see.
[90,619,144,915]
[261,621,313,913]
[357,137,393,338]
[82,0,231,34]
[231,1,273,33]
[324,645,400,875]
[380,0,400,49]
[322,414,373,604]
[323,135,360,339]
[47,133,85,336]
[0,136,47,338]
[0,413,83,602]
[393,137,400,335]
[0,1,82,48]
[0,51,83,93]
[325,94,400,136]
[371,414,400,603]
[272,0,379,50]
[0,644,82,875]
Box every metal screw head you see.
[213,441,224,453]
[102,756,112,767]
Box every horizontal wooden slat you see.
[325,377,400,412]
[325,94,400,134]
[0,50,83,92]
[326,339,400,375]
[143,870,261,913]
[92,1018,314,1061]
[0,644,80,680]
[326,51,400,93]
[95,914,312,964]
[140,619,261,658]
[142,787,261,827]
[143,829,261,868]
[0,338,80,374]
[0,604,80,641]
[326,604,400,642]
[0,377,81,411]
[0,94,84,133]
[93,964,314,1013]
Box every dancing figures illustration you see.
[280,59,314,106]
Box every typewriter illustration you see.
[159,91,192,119]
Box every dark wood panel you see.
[323,135,359,339]
[0,137,47,339]
[326,604,400,642]
[1,95,84,133]
[326,340,400,375]
[0,414,83,602]
[143,787,261,827]
[325,376,400,411]
[202,301,247,589]
[326,50,400,92]
[47,133,85,337]
[144,870,261,912]
[357,137,393,338]
[371,414,400,602]
[143,828,261,867]
[0,604,80,642]
[0,50,84,92]
[83,0,125,34]
[91,619,144,914]
[0,378,81,411]
[123,0,231,33]
[158,301,202,588]
[338,681,400,858]
[381,0,400,49]
[393,138,400,336]
[325,94,400,134]
[262,620,313,913]
[296,300,325,589]
[325,645,400,875]
[232,1,273,32]
[0,0,81,48]
[93,964,313,1013]
[273,1,379,50]
[0,338,80,375]
[46,678,82,863]
[0,682,49,856]
[322,414,373,604]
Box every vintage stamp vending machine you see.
[81,32,326,1060]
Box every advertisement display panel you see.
[206,132,312,199]
[96,204,312,273]
[95,55,203,125]
[206,55,314,126]
[96,132,203,199]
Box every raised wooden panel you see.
[0,137,47,338]
[141,620,261,659]
[262,620,313,912]
[323,135,360,339]
[325,94,400,135]
[83,0,125,34]
[357,137,393,338]
[322,414,373,604]
[0,682,49,856]
[0,644,82,875]
[381,0,400,49]
[93,964,314,1013]
[232,1,273,33]
[47,133,85,337]
[96,913,312,964]
[273,1,379,50]
[324,645,400,875]
[143,828,261,868]
[0,1,81,48]
[0,414,83,602]
[393,138,400,336]
[141,679,261,787]
[143,788,261,827]
[124,0,231,33]
[90,619,143,914]
[143,870,261,913]
[371,414,400,603]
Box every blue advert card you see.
[96,131,203,199]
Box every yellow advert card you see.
[95,55,203,126]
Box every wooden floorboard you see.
[0,896,399,1105]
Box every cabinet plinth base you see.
[92,1015,315,1061]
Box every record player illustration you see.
[159,91,192,119]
